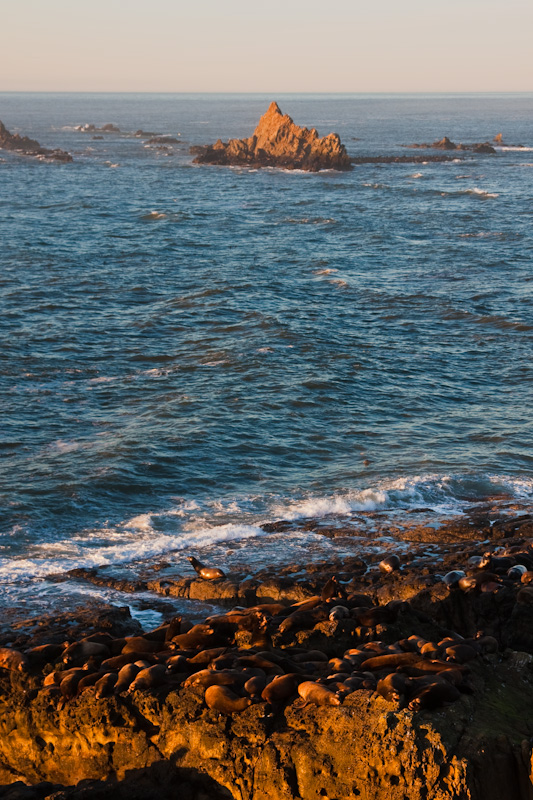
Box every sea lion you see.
[121,637,163,655]
[114,663,141,694]
[101,652,155,671]
[408,679,460,710]
[95,672,118,699]
[297,681,341,707]
[360,652,420,671]
[329,605,350,621]
[129,664,167,692]
[443,644,478,664]
[187,556,225,581]
[377,673,408,703]
[166,654,190,673]
[76,671,107,693]
[321,576,347,602]
[244,674,267,698]
[0,647,29,673]
[443,570,466,588]
[353,601,406,628]
[204,685,251,714]
[507,564,527,580]
[184,669,245,689]
[379,555,400,574]
[187,647,228,666]
[62,640,110,666]
[26,643,66,666]
[261,674,302,705]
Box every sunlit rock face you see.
[191,102,352,171]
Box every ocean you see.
[1,92,532,626]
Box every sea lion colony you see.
[1,540,533,718]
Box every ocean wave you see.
[496,146,533,152]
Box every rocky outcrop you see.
[408,136,496,154]
[0,121,72,162]
[191,102,352,172]
[1,656,533,800]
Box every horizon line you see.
[1,90,532,96]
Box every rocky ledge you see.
[3,513,533,799]
[190,102,352,172]
[0,121,72,162]
[407,136,496,154]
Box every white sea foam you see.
[465,188,499,198]
[48,439,83,454]
[409,173,424,179]
[142,211,167,220]
[496,146,533,152]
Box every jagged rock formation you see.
[190,101,352,172]
[0,121,72,162]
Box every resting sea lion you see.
[360,652,420,671]
[204,685,251,714]
[95,672,118,699]
[129,664,167,692]
[187,556,225,581]
[297,681,341,707]
[114,663,141,694]
[408,679,460,710]
[377,673,408,703]
[62,641,110,665]
[0,647,29,673]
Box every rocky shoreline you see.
[2,505,533,799]
[0,121,72,162]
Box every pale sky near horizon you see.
[1,0,532,93]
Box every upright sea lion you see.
[187,556,225,581]
[379,555,400,574]
[321,576,347,601]
[0,647,29,673]
[204,685,251,714]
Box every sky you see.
[1,0,532,93]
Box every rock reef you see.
[0,121,72,162]
[3,509,533,799]
[190,102,352,172]
[408,136,496,154]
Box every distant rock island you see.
[408,136,496,154]
[190,101,352,172]
[0,121,72,162]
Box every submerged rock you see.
[407,136,496,154]
[191,101,352,172]
[0,121,72,162]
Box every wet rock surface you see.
[0,121,72,162]
[191,101,352,172]
[407,136,497,154]
[3,508,533,798]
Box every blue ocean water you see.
[1,93,532,617]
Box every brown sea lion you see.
[129,664,167,692]
[26,643,66,666]
[184,669,243,689]
[329,605,350,621]
[408,679,460,710]
[297,681,341,707]
[321,576,347,601]
[244,674,267,698]
[77,671,106,693]
[0,647,29,673]
[379,555,400,574]
[95,672,118,699]
[360,652,420,671]
[443,644,478,664]
[261,673,302,705]
[114,663,141,694]
[121,637,163,655]
[204,685,251,714]
[187,556,225,581]
[166,654,190,673]
[62,640,110,666]
[376,673,408,703]
[101,652,155,671]
[60,671,88,700]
